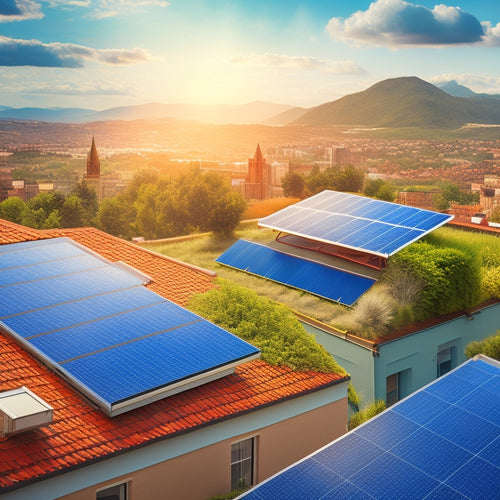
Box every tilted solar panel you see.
[0,238,260,416]
[239,356,500,500]
[258,190,453,258]
[216,239,375,306]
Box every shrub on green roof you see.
[465,331,500,361]
[188,279,346,375]
[389,242,481,321]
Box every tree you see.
[434,182,479,211]
[282,171,305,198]
[72,180,98,226]
[96,196,135,238]
[364,178,395,201]
[0,197,26,223]
[60,194,86,228]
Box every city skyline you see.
[1,0,499,110]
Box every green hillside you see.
[293,76,500,129]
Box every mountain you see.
[292,76,500,129]
[0,101,295,125]
[437,80,477,98]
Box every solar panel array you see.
[216,239,375,306]
[0,238,260,416]
[240,356,500,499]
[259,190,454,258]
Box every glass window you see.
[231,437,255,490]
[96,482,127,500]
[386,373,399,407]
[437,346,456,377]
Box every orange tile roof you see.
[0,219,346,492]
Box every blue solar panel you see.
[62,320,259,404]
[0,238,260,416]
[239,356,500,499]
[258,190,453,257]
[216,239,375,306]
[2,287,164,338]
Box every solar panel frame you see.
[258,190,453,258]
[0,238,260,416]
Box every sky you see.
[1,0,499,110]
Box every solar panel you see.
[239,356,500,499]
[0,238,260,416]
[258,190,453,258]
[216,239,375,306]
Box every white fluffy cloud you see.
[327,0,488,47]
[231,53,366,74]
[0,36,151,67]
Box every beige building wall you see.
[59,396,347,500]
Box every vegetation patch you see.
[385,241,481,321]
[465,331,500,361]
[188,279,346,375]
[348,400,386,430]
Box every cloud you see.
[481,21,500,47]
[86,0,170,18]
[0,36,151,67]
[327,0,486,47]
[231,53,366,74]
[0,0,43,21]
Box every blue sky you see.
[1,0,499,109]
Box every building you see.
[245,144,270,200]
[217,190,500,407]
[240,354,500,499]
[83,137,127,202]
[0,218,349,500]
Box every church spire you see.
[254,143,263,162]
[86,136,100,177]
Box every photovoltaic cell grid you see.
[239,356,500,500]
[258,190,454,258]
[0,238,259,415]
[216,239,375,306]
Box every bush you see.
[465,331,500,361]
[188,280,346,374]
[390,242,482,321]
[334,286,395,339]
[481,267,500,300]
[348,400,386,430]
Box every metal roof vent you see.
[0,387,53,437]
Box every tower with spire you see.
[245,143,270,200]
[86,136,101,178]
[83,136,102,201]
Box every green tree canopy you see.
[0,197,26,224]
[282,171,306,198]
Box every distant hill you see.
[437,80,477,98]
[0,101,295,125]
[292,76,500,129]
[264,106,309,125]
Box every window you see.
[386,368,412,406]
[96,482,127,500]
[231,437,256,490]
[386,373,399,407]
[437,346,456,377]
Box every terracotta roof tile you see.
[0,219,347,492]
